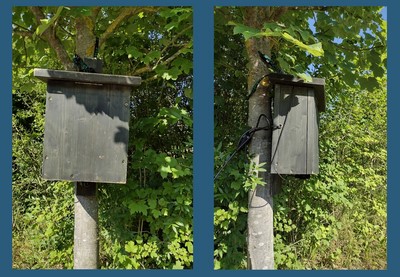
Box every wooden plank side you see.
[271,84,281,173]
[91,84,130,182]
[306,88,319,174]
[271,85,307,174]
[42,80,130,183]
[42,84,63,178]
[284,86,307,174]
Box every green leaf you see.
[148,50,161,60]
[125,241,137,253]
[165,21,179,31]
[276,57,291,73]
[152,209,161,218]
[148,199,157,209]
[260,28,282,37]
[161,72,173,80]
[296,73,313,83]
[171,57,192,74]
[282,32,324,57]
[231,23,263,40]
[360,77,379,91]
[128,200,148,216]
[172,261,184,269]
[35,7,64,36]
[160,165,172,178]
[184,88,192,99]
[186,241,193,254]
[127,46,143,59]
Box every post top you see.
[268,73,326,112]
[34,68,141,87]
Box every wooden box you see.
[269,74,325,175]
[34,69,141,183]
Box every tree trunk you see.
[243,7,275,270]
[75,16,97,58]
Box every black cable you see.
[215,50,286,180]
[93,37,99,58]
[247,74,269,99]
[73,54,96,73]
[214,114,271,181]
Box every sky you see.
[381,6,387,20]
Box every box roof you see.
[34,69,141,87]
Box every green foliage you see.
[272,78,387,269]
[12,6,192,269]
[214,6,386,270]
[214,145,269,269]
[13,181,74,269]
[213,147,249,269]
[35,7,66,36]
[231,21,324,59]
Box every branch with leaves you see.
[29,6,75,70]
[100,7,159,47]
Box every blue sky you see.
[381,6,387,20]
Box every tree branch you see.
[163,44,191,65]
[160,25,192,54]
[91,7,101,19]
[29,6,43,24]
[99,7,137,47]
[29,6,74,70]
[99,7,159,47]
[13,30,33,37]
[133,43,191,75]
[142,74,159,83]
[12,22,33,32]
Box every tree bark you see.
[243,7,275,270]
[75,16,96,58]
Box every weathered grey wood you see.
[272,85,306,174]
[271,84,320,175]
[307,88,319,174]
[34,68,141,87]
[268,73,325,112]
[42,80,131,183]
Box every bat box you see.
[268,73,325,176]
[34,69,141,183]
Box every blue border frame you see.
[1,0,398,275]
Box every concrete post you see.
[74,182,99,269]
